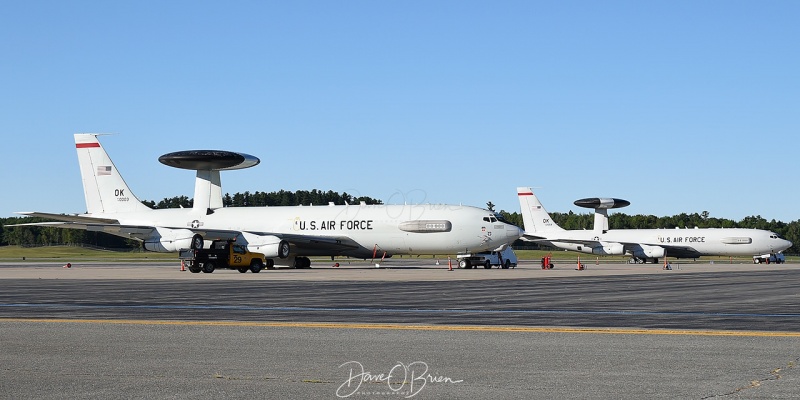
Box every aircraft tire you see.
[484,260,492,269]
[237,267,248,273]
[191,234,204,250]
[293,256,311,269]
[278,240,290,259]
[266,259,275,269]
[202,262,215,273]
[503,260,511,269]
[250,259,263,273]
[189,265,202,273]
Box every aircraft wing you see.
[241,231,368,257]
[15,212,120,224]
[11,214,369,256]
[529,235,704,258]
[8,220,157,239]
[632,242,703,258]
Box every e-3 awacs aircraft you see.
[13,134,523,270]
[517,187,792,264]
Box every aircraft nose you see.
[508,224,524,240]
[781,238,793,251]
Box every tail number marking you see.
[114,189,130,202]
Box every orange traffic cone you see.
[448,256,453,271]
[63,263,71,268]
[180,260,186,271]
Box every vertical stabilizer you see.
[74,134,151,214]
[517,187,565,234]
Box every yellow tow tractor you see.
[179,239,273,273]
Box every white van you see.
[457,247,518,269]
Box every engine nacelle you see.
[143,228,195,252]
[238,232,290,258]
[592,242,624,255]
[631,244,665,259]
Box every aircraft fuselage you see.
[542,228,790,258]
[96,203,522,258]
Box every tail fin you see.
[75,134,151,214]
[517,187,564,234]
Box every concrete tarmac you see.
[1,260,799,399]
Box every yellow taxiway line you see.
[2,318,800,337]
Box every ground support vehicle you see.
[456,247,518,269]
[753,253,786,264]
[179,240,271,273]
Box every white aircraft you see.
[12,134,523,271]
[517,187,792,263]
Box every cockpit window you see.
[494,213,508,224]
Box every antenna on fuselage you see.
[573,197,630,233]
[158,150,260,215]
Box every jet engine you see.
[592,242,625,255]
[143,228,195,252]
[238,232,290,258]
[631,244,665,259]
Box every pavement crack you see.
[703,356,799,398]
[212,374,277,381]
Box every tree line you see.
[142,189,383,209]
[1,191,797,255]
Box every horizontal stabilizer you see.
[520,234,551,242]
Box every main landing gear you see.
[630,257,659,264]
[293,257,312,269]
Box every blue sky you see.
[1,1,798,222]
